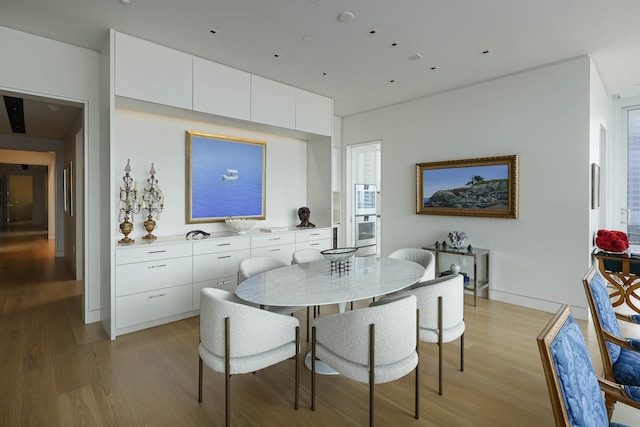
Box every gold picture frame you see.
[186,131,266,223]
[416,155,518,219]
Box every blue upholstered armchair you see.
[582,267,640,419]
[537,304,640,426]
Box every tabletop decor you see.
[186,131,266,224]
[118,159,140,243]
[595,229,629,253]
[224,218,256,234]
[321,247,357,273]
[416,155,518,218]
[139,163,164,240]
[448,230,467,249]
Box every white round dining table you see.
[235,256,425,375]
[235,256,425,311]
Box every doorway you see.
[346,141,382,255]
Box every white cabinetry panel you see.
[295,228,331,242]
[116,256,192,297]
[251,75,295,129]
[116,284,192,329]
[295,89,332,136]
[193,249,250,282]
[193,57,251,121]
[251,244,295,265]
[114,32,192,109]
[251,232,295,248]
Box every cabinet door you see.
[116,283,192,329]
[193,57,251,121]
[295,228,332,242]
[114,32,192,109]
[251,244,295,266]
[295,88,332,136]
[116,256,193,297]
[251,75,295,129]
[295,239,332,251]
[193,275,238,309]
[193,248,251,282]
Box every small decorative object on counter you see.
[442,241,448,248]
[448,230,467,249]
[595,229,629,253]
[434,241,440,249]
[138,163,164,240]
[450,262,461,274]
[467,244,473,252]
[118,159,141,244]
[225,218,257,234]
[296,206,316,228]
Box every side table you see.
[422,245,490,307]
[593,250,640,314]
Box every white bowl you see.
[224,218,256,234]
[321,247,357,263]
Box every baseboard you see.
[489,289,589,320]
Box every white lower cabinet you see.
[116,284,192,329]
[113,228,332,337]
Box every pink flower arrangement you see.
[596,229,629,252]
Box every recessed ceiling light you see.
[390,41,399,48]
[481,49,491,55]
[209,29,217,35]
[368,28,379,35]
[408,53,423,61]
[322,72,328,76]
[337,11,354,23]
[273,54,280,58]
[389,79,396,83]
[429,66,437,71]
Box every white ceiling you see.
[1,0,640,137]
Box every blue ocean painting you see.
[191,135,264,219]
[423,164,508,202]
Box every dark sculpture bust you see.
[296,206,315,228]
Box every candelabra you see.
[139,163,164,240]
[118,159,140,243]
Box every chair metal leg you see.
[225,317,231,427]
[311,326,317,411]
[295,326,300,410]
[438,296,443,396]
[460,332,464,372]
[306,307,310,343]
[369,323,375,427]
[198,355,203,403]
[415,308,420,419]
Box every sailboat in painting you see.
[221,169,238,181]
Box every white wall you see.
[0,26,103,323]
[343,56,601,317]
[113,106,309,240]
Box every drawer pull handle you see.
[216,280,231,286]
[217,243,231,247]
[310,233,320,236]
[310,243,320,246]
[270,238,281,241]
[148,293,167,299]
[269,248,281,252]
[148,250,167,254]
[217,255,231,259]
[148,264,167,269]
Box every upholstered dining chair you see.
[291,248,325,339]
[311,294,419,427]
[198,288,300,427]
[393,274,464,395]
[582,266,640,418]
[388,248,436,282]
[237,256,304,316]
[537,304,640,426]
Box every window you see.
[627,107,640,243]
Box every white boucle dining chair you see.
[198,288,300,427]
[311,294,419,427]
[394,274,465,395]
[388,248,436,283]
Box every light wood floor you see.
[0,235,614,426]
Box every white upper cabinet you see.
[192,57,251,121]
[296,89,332,136]
[114,32,192,109]
[251,75,296,129]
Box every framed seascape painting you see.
[416,155,518,219]
[186,131,266,223]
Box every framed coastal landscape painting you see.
[186,131,266,223]
[416,155,518,219]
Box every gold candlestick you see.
[118,159,140,243]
